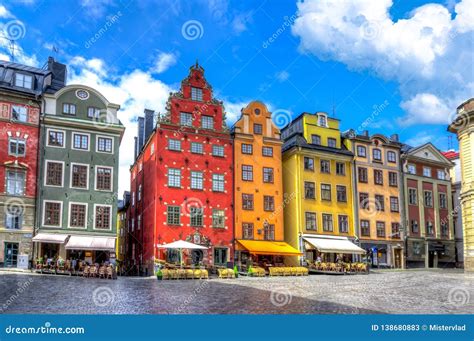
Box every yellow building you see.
[282,112,364,265]
[232,101,301,270]
[116,192,129,273]
[448,98,474,272]
[343,130,404,268]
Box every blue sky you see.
[1,0,473,194]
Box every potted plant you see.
[156,268,163,281]
[233,265,239,278]
[247,265,254,277]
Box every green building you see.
[33,84,125,265]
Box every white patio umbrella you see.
[158,240,207,268]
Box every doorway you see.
[213,248,227,266]
[4,242,19,268]
[191,250,203,265]
[428,251,435,268]
[393,249,402,268]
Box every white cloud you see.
[275,70,290,82]
[222,100,247,125]
[80,0,114,18]
[151,52,177,74]
[68,57,174,196]
[292,0,474,126]
[0,5,12,18]
[405,131,434,147]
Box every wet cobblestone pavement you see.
[0,270,473,314]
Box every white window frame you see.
[318,113,328,127]
[67,201,88,229]
[70,162,90,190]
[93,204,113,231]
[14,73,33,89]
[8,137,26,157]
[46,128,66,148]
[437,169,446,180]
[96,135,114,154]
[72,132,91,151]
[423,167,431,177]
[407,164,416,175]
[42,200,63,228]
[11,105,28,122]
[94,165,114,192]
[44,160,65,188]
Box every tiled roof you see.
[442,150,459,160]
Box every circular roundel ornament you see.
[76,89,89,100]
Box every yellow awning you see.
[236,240,302,256]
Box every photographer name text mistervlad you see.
[430,324,466,332]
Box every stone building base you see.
[465,254,474,272]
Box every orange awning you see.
[236,240,302,256]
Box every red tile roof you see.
[442,150,459,159]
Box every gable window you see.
[322,214,333,232]
[168,168,181,188]
[190,207,203,227]
[264,224,275,241]
[180,112,193,126]
[253,123,263,135]
[243,223,254,239]
[242,165,253,181]
[262,146,273,157]
[45,161,63,187]
[263,196,275,212]
[336,185,346,202]
[11,105,27,122]
[311,135,321,145]
[338,215,349,233]
[96,167,112,191]
[304,157,314,171]
[212,209,225,228]
[168,139,181,151]
[6,170,25,196]
[372,148,382,161]
[388,172,398,187]
[390,196,399,212]
[327,138,337,148]
[97,137,113,153]
[70,203,87,228]
[167,206,180,225]
[305,212,317,231]
[241,143,253,155]
[375,194,384,211]
[360,220,370,237]
[72,133,89,150]
[212,174,225,192]
[439,193,447,209]
[8,138,26,157]
[242,193,254,210]
[15,73,33,89]
[408,188,418,205]
[190,171,203,190]
[357,145,366,157]
[44,201,62,226]
[87,107,100,118]
[387,151,396,163]
[376,222,386,237]
[407,164,416,174]
[304,181,315,199]
[201,115,214,129]
[191,142,203,154]
[321,184,331,201]
[63,103,76,115]
[212,145,224,157]
[424,191,433,207]
[423,167,431,177]
[71,164,88,189]
[47,130,64,147]
[263,167,274,183]
[320,160,330,173]
[318,114,327,127]
[191,87,203,101]
[95,205,111,230]
[336,162,345,175]
[5,206,23,229]
[374,169,383,185]
[358,167,368,183]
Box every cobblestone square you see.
[1,270,473,314]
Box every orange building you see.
[232,101,300,270]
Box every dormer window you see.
[14,73,33,89]
[191,87,203,101]
[88,107,100,118]
[318,114,327,127]
[63,103,76,115]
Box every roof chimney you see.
[390,134,399,142]
[47,56,67,90]
[134,136,138,160]
[363,130,369,137]
[144,109,155,143]
[137,117,145,154]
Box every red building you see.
[401,143,455,268]
[128,63,234,275]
